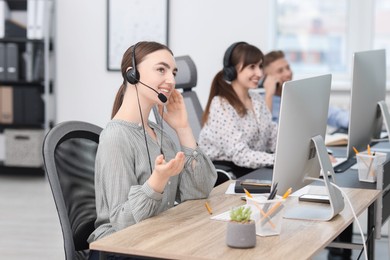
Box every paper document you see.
[325,133,348,146]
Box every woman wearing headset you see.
[199,42,277,178]
[88,41,216,259]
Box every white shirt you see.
[199,91,278,169]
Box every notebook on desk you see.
[234,179,271,194]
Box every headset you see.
[222,41,247,81]
[126,42,141,84]
[125,42,167,103]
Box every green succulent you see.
[230,206,252,223]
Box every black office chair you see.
[153,55,236,186]
[42,121,102,260]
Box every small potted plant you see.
[226,206,256,248]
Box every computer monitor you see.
[347,49,386,158]
[273,74,331,195]
[272,74,344,220]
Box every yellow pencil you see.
[244,188,276,228]
[367,144,371,155]
[261,188,292,221]
[353,146,359,155]
[243,188,253,198]
[205,202,213,215]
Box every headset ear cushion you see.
[223,66,236,81]
[126,68,140,84]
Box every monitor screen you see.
[347,49,386,158]
[272,74,332,195]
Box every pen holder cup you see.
[247,196,285,237]
[356,152,386,183]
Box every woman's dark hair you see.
[202,43,264,125]
[111,41,173,118]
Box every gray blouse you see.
[88,119,217,242]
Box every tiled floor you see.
[0,173,388,259]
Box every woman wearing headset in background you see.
[199,42,277,178]
[88,41,217,260]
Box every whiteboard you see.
[107,0,168,71]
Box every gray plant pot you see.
[226,221,256,248]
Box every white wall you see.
[55,0,272,127]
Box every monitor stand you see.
[284,135,345,221]
[378,100,390,141]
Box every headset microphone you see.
[134,78,168,103]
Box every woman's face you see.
[235,61,263,89]
[136,49,177,103]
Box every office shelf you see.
[0,0,54,173]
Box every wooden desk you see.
[90,181,380,260]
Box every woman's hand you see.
[263,75,280,112]
[263,75,279,97]
[158,89,189,131]
[148,152,186,193]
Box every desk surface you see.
[90,181,380,260]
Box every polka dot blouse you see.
[199,91,278,169]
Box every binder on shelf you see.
[12,87,24,124]
[27,0,37,39]
[0,86,2,122]
[0,86,13,124]
[0,0,10,38]
[0,42,5,80]
[24,87,44,125]
[23,43,34,82]
[5,43,18,81]
[35,0,45,39]
[0,132,4,161]
[10,87,44,125]
[32,45,44,81]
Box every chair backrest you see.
[42,121,102,260]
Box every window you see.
[374,0,390,70]
[275,0,348,75]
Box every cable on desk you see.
[305,176,368,260]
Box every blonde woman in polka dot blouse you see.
[199,42,278,178]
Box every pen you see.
[205,202,212,215]
[268,182,278,200]
[244,188,276,229]
[263,183,278,212]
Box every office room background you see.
[55,0,390,241]
[56,0,390,129]
[2,0,390,258]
